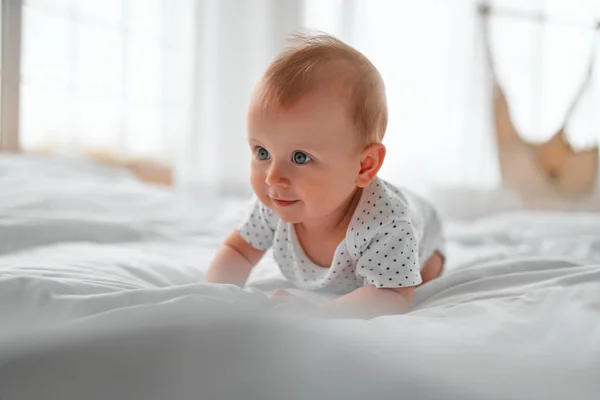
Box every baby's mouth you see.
[271,198,298,207]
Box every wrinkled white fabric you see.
[1,155,599,400]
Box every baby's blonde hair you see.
[255,32,388,145]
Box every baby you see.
[205,33,445,318]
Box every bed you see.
[0,154,599,399]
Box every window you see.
[20,0,194,160]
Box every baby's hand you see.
[269,287,308,305]
[270,287,292,298]
[269,287,321,315]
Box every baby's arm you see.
[204,229,265,287]
[324,285,414,319]
[325,217,422,318]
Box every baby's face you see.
[247,90,363,224]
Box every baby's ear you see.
[356,143,386,187]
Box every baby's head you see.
[247,33,388,224]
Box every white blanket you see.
[1,155,599,400]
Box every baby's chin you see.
[264,201,306,224]
[272,208,332,226]
[270,207,304,224]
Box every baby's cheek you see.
[315,182,348,207]
[250,170,265,192]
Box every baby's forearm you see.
[204,244,254,287]
[324,285,412,318]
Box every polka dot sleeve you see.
[238,198,277,251]
[355,220,422,288]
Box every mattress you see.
[0,154,599,400]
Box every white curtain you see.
[176,0,305,198]
[19,0,600,199]
[20,0,195,160]
[19,0,304,198]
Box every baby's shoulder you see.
[346,177,440,250]
[366,178,437,222]
[345,179,408,247]
[352,177,412,221]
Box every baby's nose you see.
[265,164,290,187]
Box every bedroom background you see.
[1,3,600,396]
[1,0,599,217]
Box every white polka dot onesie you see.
[239,177,445,294]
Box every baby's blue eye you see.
[292,151,311,165]
[256,147,270,161]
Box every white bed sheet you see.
[1,155,599,400]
